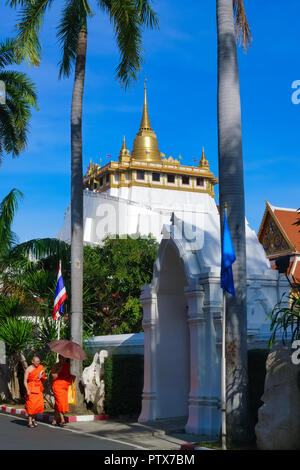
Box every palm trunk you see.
[217,0,250,444]
[19,352,28,371]
[70,28,87,410]
[7,354,20,401]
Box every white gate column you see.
[185,281,220,438]
[138,285,158,422]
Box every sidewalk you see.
[0,405,212,450]
[65,417,212,450]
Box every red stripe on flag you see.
[53,292,67,319]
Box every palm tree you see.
[0,38,38,164]
[0,188,23,257]
[217,0,252,444]
[9,0,159,409]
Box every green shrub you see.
[104,354,144,417]
[103,350,268,427]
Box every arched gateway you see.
[138,213,289,438]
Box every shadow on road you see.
[10,419,29,427]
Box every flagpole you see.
[221,203,227,450]
[221,289,227,450]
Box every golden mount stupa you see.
[84,81,218,198]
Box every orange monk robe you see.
[52,362,74,413]
[25,364,46,416]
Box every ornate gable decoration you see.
[259,210,293,257]
[163,156,180,166]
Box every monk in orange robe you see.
[51,355,75,427]
[24,355,47,428]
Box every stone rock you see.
[255,344,300,450]
[82,350,108,415]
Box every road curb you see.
[180,443,198,450]
[180,443,213,451]
[0,405,108,422]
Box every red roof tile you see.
[273,209,300,252]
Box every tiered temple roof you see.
[258,201,300,281]
[83,83,218,198]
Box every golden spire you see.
[199,147,210,169]
[119,136,130,163]
[140,78,152,130]
[131,79,162,163]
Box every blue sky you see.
[0,1,299,242]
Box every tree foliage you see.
[10,0,159,89]
[267,279,300,349]
[1,233,158,336]
[0,38,38,163]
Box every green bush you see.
[104,355,144,417]
[103,350,268,427]
[248,349,269,434]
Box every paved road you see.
[0,413,144,450]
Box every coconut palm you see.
[0,38,38,164]
[9,0,159,409]
[0,188,23,258]
[217,0,252,444]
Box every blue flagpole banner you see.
[221,212,236,297]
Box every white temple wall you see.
[56,188,219,245]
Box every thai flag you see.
[53,263,67,320]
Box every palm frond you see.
[0,104,20,160]
[14,0,54,66]
[0,69,38,162]
[111,0,144,89]
[0,189,23,254]
[0,316,33,353]
[135,0,159,29]
[9,237,70,261]
[6,0,33,6]
[98,0,158,88]
[1,70,38,109]
[0,295,26,320]
[0,38,18,69]
[57,0,93,78]
[233,0,252,50]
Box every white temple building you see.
[57,84,290,437]
[56,83,218,244]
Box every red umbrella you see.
[48,340,88,360]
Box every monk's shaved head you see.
[31,355,41,367]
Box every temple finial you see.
[140,78,151,130]
[119,135,130,163]
[199,147,209,168]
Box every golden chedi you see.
[131,81,162,163]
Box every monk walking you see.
[51,355,74,427]
[24,355,47,428]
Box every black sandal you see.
[32,421,38,427]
